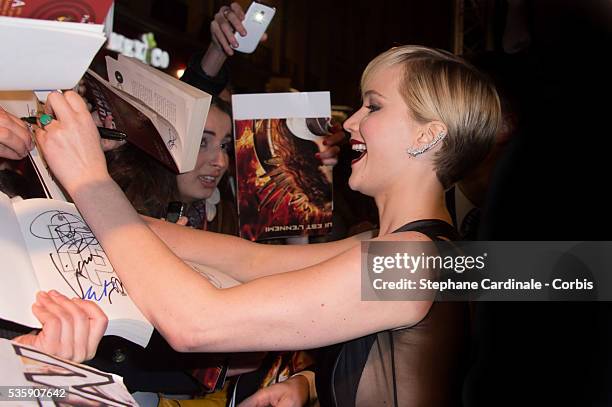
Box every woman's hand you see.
[210,2,268,57]
[200,3,269,80]
[0,106,33,160]
[35,91,111,194]
[238,374,310,407]
[14,290,108,363]
[317,123,345,166]
[97,115,126,152]
[77,80,125,152]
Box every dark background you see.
[112,0,456,106]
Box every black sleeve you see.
[0,320,32,340]
[180,50,229,96]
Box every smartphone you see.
[235,2,276,54]
[165,201,185,223]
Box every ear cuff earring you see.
[406,132,447,157]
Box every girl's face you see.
[343,65,423,196]
[176,106,232,203]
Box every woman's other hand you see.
[238,374,311,407]
[77,81,125,152]
[317,123,345,166]
[211,2,268,57]
[0,106,33,160]
[14,290,108,363]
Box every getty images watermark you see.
[361,241,608,301]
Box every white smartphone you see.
[234,2,276,54]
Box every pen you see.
[21,116,128,142]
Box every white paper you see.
[0,339,137,406]
[232,92,331,120]
[0,16,105,91]
[28,148,69,201]
[11,198,153,347]
[0,91,39,117]
[0,193,39,327]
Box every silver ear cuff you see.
[406,132,447,157]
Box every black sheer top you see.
[317,219,470,407]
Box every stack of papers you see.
[0,16,106,91]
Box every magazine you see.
[232,92,333,241]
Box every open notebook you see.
[0,192,153,347]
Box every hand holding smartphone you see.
[234,2,276,53]
[210,2,275,56]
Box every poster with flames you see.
[232,92,333,241]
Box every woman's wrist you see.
[201,43,228,77]
[65,172,114,200]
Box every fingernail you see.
[323,140,328,146]
[315,152,321,160]
[49,290,61,297]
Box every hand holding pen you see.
[22,114,127,142]
[33,91,111,193]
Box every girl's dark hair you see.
[211,95,232,118]
[0,169,32,199]
[106,143,179,218]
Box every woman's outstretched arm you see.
[142,215,372,282]
[36,91,425,353]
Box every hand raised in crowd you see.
[238,374,310,407]
[211,2,268,57]
[35,91,110,193]
[14,290,108,363]
[318,122,346,167]
[0,106,34,160]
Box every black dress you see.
[317,219,470,407]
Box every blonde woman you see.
[35,45,500,406]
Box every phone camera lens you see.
[254,11,265,23]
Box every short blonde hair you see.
[362,45,501,189]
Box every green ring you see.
[40,114,54,127]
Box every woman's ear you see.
[418,121,448,145]
[407,121,448,157]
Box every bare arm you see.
[144,215,372,282]
[36,91,426,354]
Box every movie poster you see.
[232,92,333,241]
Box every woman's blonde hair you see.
[362,45,501,189]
